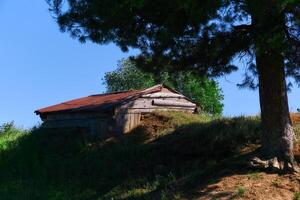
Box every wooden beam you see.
[152,99,196,107]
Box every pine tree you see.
[47,0,300,172]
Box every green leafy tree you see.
[104,59,155,92]
[103,59,224,115]
[47,0,300,171]
[174,72,224,116]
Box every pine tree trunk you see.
[256,50,298,172]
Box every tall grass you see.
[0,112,261,200]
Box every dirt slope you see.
[191,113,300,200]
[195,172,300,200]
[140,113,300,200]
[291,113,300,124]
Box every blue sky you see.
[0,0,299,128]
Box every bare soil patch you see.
[195,172,300,200]
[291,113,300,124]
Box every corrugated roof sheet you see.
[35,85,163,114]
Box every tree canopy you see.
[103,59,224,115]
[47,0,300,81]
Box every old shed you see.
[35,85,197,136]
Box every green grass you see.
[247,171,261,180]
[234,186,246,198]
[0,112,261,200]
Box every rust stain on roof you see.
[35,85,163,115]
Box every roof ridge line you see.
[89,89,141,97]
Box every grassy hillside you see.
[0,112,299,200]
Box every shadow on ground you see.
[1,113,297,200]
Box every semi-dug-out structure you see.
[35,85,197,136]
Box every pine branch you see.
[233,24,252,33]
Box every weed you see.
[294,192,300,200]
[271,179,280,188]
[247,171,261,180]
[234,186,246,198]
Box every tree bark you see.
[256,50,298,172]
[248,4,299,172]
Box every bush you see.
[0,122,26,151]
[0,122,17,134]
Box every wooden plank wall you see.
[117,94,196,114]
[42,112,114,137]
[128,113,141,132]
[115,88,197,133]
[42,87,197,135]
[115,113,141,133]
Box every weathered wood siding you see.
[42,112,115,136]
[115,113,141,133]
[40,87,197,135]
[115,88,196,133]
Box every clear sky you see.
[0,0,299,128]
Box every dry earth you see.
[194,172,300,200]
[137,112,300,200]
[291,113,300,125]
[191,113,300,200]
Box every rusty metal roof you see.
[35,85,164,115]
